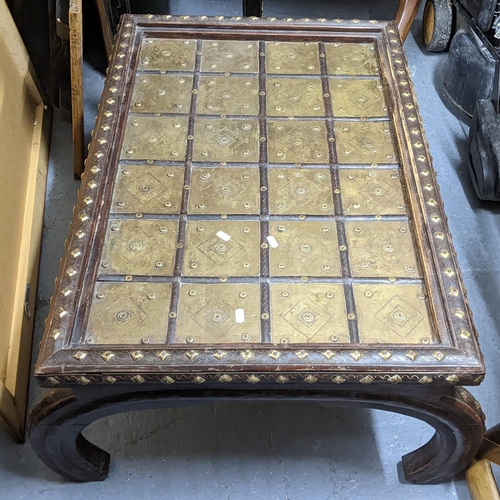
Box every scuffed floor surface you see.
[1,1,499,498]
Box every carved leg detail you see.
[395,0,423,41]
[29,386,484,483]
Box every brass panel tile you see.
[339,169,406,216]
[267,121,329,164]
[270,284,349,344]
[188,167,260,215]
[201,40,258,73]
[121,116,188,161]
[330,78,387,118]
[345,221,421,278]
[265,41,320,75]
[266,77,324,117]
[353,284,436,344]
[325,42,379,76]
[197,76,259,115]
[111,165,185,215]
[175,283,261,344]
[334,121,396,164]
[268,168,333,215]
[193,118,259,162]
[183,220,260,277]
[100,219,178,276]
[130,74,193,114]
[87,282,171,344]
[268,221,341,277]
[138,38,196,71]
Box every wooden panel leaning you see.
[0,0,51,442]
[31,15,485,483]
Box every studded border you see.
[35,16,484,385]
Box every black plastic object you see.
[469,99,500,200]
[459,0,497,32]
[443,26,497,116]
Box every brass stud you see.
[460,329,471,340]
[296,350,309,360]
[73,351,87,361]
[50,329,61,340]
[241,349,254,361]
[219,374,232,384]
[350,350,363,361]
[378,350,392,360]
[160,376,175,384]
[360,375,374,384]
[276,375,289,384]
[77,376,91,385]
[418,376,433,384]
[446,374,459,384]
[405,350,418,361]
[387,375,402,384]
[332,376,346,384]
[433,351,445,361]
[247,375,260,384]
[193,376,205,384]
[185,351,199,361]
[213,350,226,361]
[130,350,143,361]
[268,350,280,360]
[322,350,336,360]
[101,351,115,362]
[131,375,145,384]
[157,350,170,361]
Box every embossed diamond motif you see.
[121,116,188,161]
[334,121,396,164]
[330,78,387,117]
[193,118,259,162]
[87,282,171,344]
[269,169,333,215]
[169,283,259,345]
[375,296,424,339]
[126,173,167,204]
[196,235,243,266]
[184,221,260,276]
[359,178,398,208]
[198,76,259,115]
[325,42,379,76]
[346,221,420,278]
[189,168,260,215]
[201,40,258,73]
[139,38,196,71]
[268,121,328,164]
[283,297,333,340]
[271,284,349,343]
[265,41,320,74]
[100,219,177,276]
[267,78,324,117]
[112,166,184,215]
[339,170,406,216]
[131,74,193,114]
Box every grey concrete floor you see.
[1,1,500,499]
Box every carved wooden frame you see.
[35,16,483,388]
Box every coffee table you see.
[31,15,485,484]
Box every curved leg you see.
[30,385,484,483]
[395,0,423,41]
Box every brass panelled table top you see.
[31,16,485,484]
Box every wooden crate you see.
[0,0,51,442]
